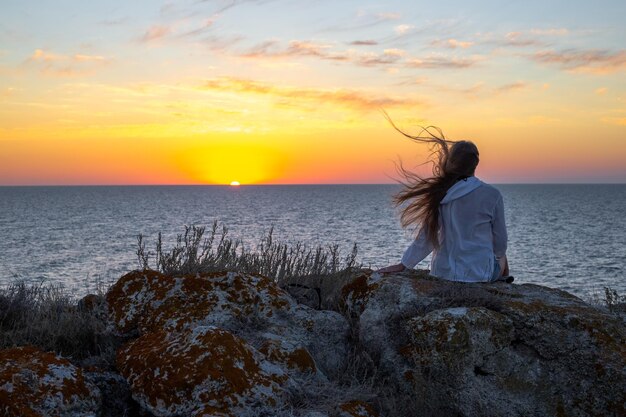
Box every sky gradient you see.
[1,0,625,185]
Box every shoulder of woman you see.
[475,181,503,199]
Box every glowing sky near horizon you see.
[1,0,625,185]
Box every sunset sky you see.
[1,0,625,185]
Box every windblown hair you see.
[385,113,479,249]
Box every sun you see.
[230,181,241,186]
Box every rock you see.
[335,400,379,417]
[117,326,287,417]
[0,346,101,417]
[84,369,141,417]
[106,270,351,377]
[105,269,179,335]
[347,271,626,417]
[104,268,625,417]
[77,294,105,313]
[258,337,321,376]
[282,268,370,311]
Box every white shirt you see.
[400,176,507,282]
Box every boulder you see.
[84,369,141,417]
[343,271,626,417]
[0,346,101,417]
[117,326,287,417]
[107,270,351,377]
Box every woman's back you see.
[431,177,506,281]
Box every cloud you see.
[376,12,401,20]
[531,49,626,74]
[73,54,107,62]
[485,28,569,48]
[243,40,348,61]
[432,39,474,49]
[325,9,401,33]
[141,25,172,42]
[241,39,478,70]
[241,39,404,66]
[435,81,527,97]
[493,81,527,94]
[384,49,405,57]
[405,55,479,69]
[529,28,569,36]
[350,40,378,46]
[197,77,423,111]
[595,87,607,95]
[394,24,414,35]
[26,49,110,77]
[99,17,129,26]
[176,19,216,38]
[504,31,543,47]
[435,82,484,97]
[395,77,429,86]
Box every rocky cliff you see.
[0,269,624,416]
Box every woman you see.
[378,121,510,282]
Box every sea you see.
[0,184,624,299]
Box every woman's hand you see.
[376,263,407,274]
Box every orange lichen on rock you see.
[337,400,379,417]
[107,270,295,335]
[0,346,101,417]
[106,269,176,333]
[404,307,513,368]
[117,326,286,416]
[340,272,379,314]
[259,339,317,374]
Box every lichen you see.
[117,326,285,416]
[0,346,100,416]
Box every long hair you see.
[384,112,479,249]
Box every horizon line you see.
[1,182,625,187]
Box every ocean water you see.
[0,184,624,298]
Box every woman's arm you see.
[401,230,434,268]
[492,194,507,258]
[378,230,433,273]
[492,194,509,275]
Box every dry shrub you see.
[0,281,119,366]
[137,222,360,289]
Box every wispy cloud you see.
[529,28,569,36]
[493,81,527,94]
[197,77,423,111]
[324,9,401,33]
[350,40,378,46]
[432,39,474,49]
[434,80,527,97]
[241,39,480,70]
[394,24,414,35]
[405,55,479,69]
[376,12,401,20]
[242,40,347,61]
[25,49,110,77]
[141,25,172,42]
[99,17,129,26]
[478,28,569,49]
[504,31,543,47]
[139,17,217,44]
[531,49,626,74]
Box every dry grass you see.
[602,287,626,313]
[137,222,360,287]
[0,281,119,366]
